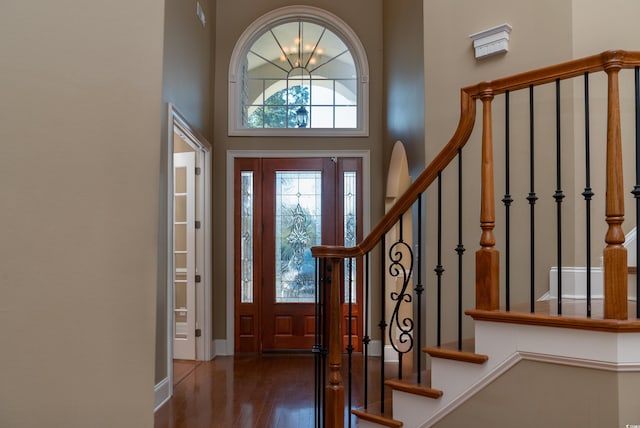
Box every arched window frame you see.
[228,6,370,137]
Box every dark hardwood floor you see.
[155,353,389,428]
[173,360,201,386]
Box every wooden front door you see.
[234,157,363,352]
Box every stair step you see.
[423,338,488,364]
[352,402,403,428]
[384,377,443,399]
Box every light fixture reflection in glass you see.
[296,106,308,128]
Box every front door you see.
[234,157,362,352]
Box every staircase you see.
[311,50,640,428]
[354,298,640,428]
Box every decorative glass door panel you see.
[275,171,322,303]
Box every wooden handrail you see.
[312,89,477,259]
[464,50,640,96]
[312,50,640,261]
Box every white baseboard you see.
[547,266,604,299]
[153,377,171,412]
[545,227,638,301]
[548,266,637,301]
[384,344,399,362]
[213,339,231,356]
[368,339,382,357]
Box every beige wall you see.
[212,0,385,343]
[570,0,640,265]
[383,0,425,178]
[618,371,640,425]
[156,0,214,384]
[0,1,164,427]
[434,360,625,428]
[423,0,575,344]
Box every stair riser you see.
[430,358,489,398]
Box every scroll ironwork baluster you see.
[388,216,414,381]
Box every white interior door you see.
[173,152,196,360]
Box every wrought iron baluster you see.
[503,90,513,312]
[583,73,594,318]
[363,254,370,407]
[527,85,538,313]
[456,149,466,350]
[435,172,444,346]
[635,66,640,319]
[554,79,565,315]
[415,194,424,384]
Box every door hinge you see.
[195,167,202,176]
[195,220,201,229]
[195,274,202,283]
[195,328,202,337]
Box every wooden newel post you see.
[476,93,500,311]
[603,63,628,320]
[325,258,344,427]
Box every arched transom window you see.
[229,6,369,136]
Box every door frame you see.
[166,104,213,367]
[225,150,371,355]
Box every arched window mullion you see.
[249,50,290,75]
[307,49,349,74]
[304,28,327,69]
[270,29,295,71]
